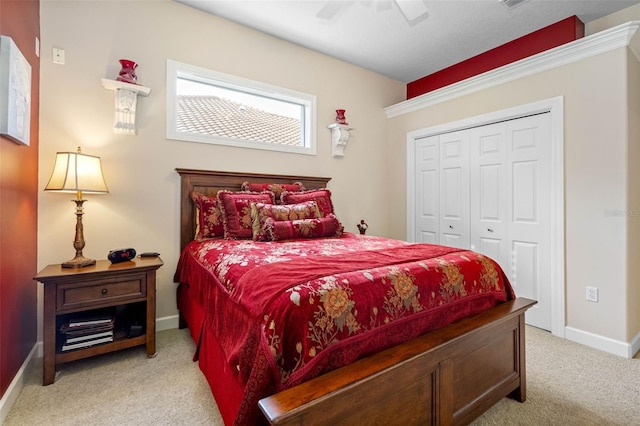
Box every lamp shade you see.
[44,148,109,194]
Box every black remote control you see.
[139,252,160,257]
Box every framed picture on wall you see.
[0,35,31,146]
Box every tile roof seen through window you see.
[176,95,302,146]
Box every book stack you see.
[60,314,115,351]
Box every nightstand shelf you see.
[34,257,163,385]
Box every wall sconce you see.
[44,147,109,268]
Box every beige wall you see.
[589,0,640,347]
[38,1,405,323]
[386,13,640,345]
[586,3,640,35]
[627,49,640,345]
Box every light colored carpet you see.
[4,326,640,425]
[4,329,222,425]
[473,326,640,426]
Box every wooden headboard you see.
[176,169,331,251]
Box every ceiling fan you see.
[316,0,429,24]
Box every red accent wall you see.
[0,0,40,398]
[407,15,585,99]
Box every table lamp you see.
[44,147,109,268]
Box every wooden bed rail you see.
[259,297,537,426]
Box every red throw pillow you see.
[241,181,306,204]
[281,188,334,217]
[251,200,321,241]
[263,214,344,241]
[217,190,275,239]
[191,192,225,240]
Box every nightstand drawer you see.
[57,277,146,311]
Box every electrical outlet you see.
[586,286,598,302]
[52,47,65,65]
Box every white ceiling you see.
[176,0,640,83]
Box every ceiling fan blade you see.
[316,1,352,19]
[395,0,429,22]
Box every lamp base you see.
[62,255,96,268]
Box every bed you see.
[174,168,536,426]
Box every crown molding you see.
[385,21,640,118]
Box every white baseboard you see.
[630,330,640,359]
[565,326,639,359]
[156,314,179,332]
[0,343,38,424]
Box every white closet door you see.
[439,130,470,249]
[469,122,509,269]
[412,112,552,331]
[414,136,439,244]
[507,114,551,330]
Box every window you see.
[166,60,316,155]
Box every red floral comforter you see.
[175,233,515,425]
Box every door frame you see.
[406,96,565,337]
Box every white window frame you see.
[166,60,316,155]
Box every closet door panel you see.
[470,123,508,268]
[415,137,439,243]
[477,238,503,263]
[419,168,438,243]
[479,164,501,220]
[512,161,537,223]
[507,114,551,331]
[511,240,538,300]
[440,131,469,248]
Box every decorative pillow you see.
[250,200,321,241]
[217,190,275,239]
[281,188,334,217]
[191,192,225,240]
[241,181,306,204]
[262,214,344,241]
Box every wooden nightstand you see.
[34,257,163,385]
